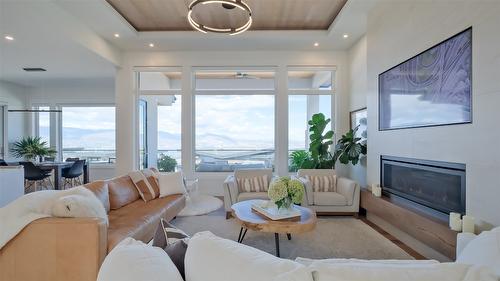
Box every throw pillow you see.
[51,188,108,226]
[97,238,183,281]
[141,168,160,195]
[456,228,500,277]
[237,175,269,193]
[152,219,190,278]
[128,170,158,202]
[153,218,189,247]
[164,240,189,279]
[305,175,337,192]
[158,172,187,198]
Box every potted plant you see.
[157,154,177,172]
[289,113,335,170]
[289,113,367,169]
[10,136,56,162]
[333,126,367,166]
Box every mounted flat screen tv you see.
[379,28,472,130]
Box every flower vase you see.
[278,197,293,214]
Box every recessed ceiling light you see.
[149,43,155,47]
[343,34,349,38]
[314,42,319,47]
[4,35,14,41]
[114,33,120,38]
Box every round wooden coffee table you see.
[231,200,317,257]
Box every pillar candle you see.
[449,212,462,231]
[462,215,475,233]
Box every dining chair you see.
[65,157,80,162]
[62,160,85,189]
[19,161,53,193]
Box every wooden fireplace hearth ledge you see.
[360,189,458,259]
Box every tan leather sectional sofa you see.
[0,174,186,281]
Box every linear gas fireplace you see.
[381,156,466,219]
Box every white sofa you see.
[98,230,500,281]
[223,169,273,219]
[296,169,360,215]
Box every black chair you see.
[62,160,85,189]
[0,159,8,166]
[19,161,53,193]
[65,157,80,162]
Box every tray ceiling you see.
[106,0,348,31]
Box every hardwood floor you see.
[360,217,426,260]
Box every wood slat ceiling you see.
[106,0,348,31]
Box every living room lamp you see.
[187,0,252,35]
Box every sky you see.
[39,95,332,152]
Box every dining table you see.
[36,162,90,190]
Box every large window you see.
[195,95,275,172]
[157,95,182,171]
[62,106,116,163]
[288,69,335,172]
[194,69,276,172]
[35,106,51,145]
[289,95,332,171]
[137,70,183,172]
[0,105,5,159]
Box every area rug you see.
[172,209,413,260]
[177,195,223,217]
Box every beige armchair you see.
[296,169,360,216]
[224,169,273,219]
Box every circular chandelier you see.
[188,0,252,35]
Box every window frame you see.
[0,102,7,159]
[192,66,278,175]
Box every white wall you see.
[116,51,349,195]
[0,80,29,161]
[346,36,368,187]
[365,1,500,230]
[27,78,114,105]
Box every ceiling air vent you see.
[23,67,46,72]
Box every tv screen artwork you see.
[379,28,472,130]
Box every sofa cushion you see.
[107,175,140,210]
[97,237,183,281]
[107,194,185,251]
[237,175,270,193]
[83,180,110,213]
[313,192,346,206]
[308,261,496,281]
[456,227,500,277]
[185,231,312,281]
[306,174,337,192]
[237,192,269,202]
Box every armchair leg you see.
[226,211,232,220]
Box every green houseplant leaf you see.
[10,136,56,161]
[333,126,367,166]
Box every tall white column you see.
[275,65,288,176]
[115,66,136,175]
